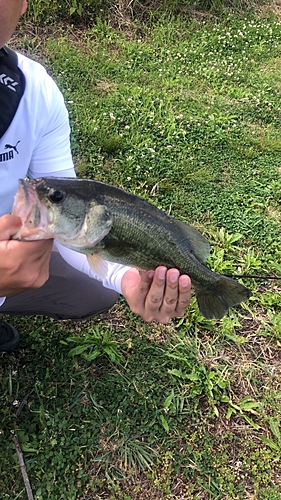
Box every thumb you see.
[121,268,154,316]
[0,214,22,241]
[121,268,154,298]
[138,270,155,296]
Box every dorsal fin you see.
[174,219,210,263]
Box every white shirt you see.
[0,51,129,306]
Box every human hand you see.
[0,214,53,297]
[121,266,192,324]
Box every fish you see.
[11,177,252,320]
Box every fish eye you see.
[48,188,65,203]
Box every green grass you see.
[25,0,267,25]
[2,8,281,499]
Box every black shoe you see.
[0,320,20,352]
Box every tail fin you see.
[195,277,252,320]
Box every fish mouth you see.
[11,179,52,240]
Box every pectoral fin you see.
[87,255,108,280]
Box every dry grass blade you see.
[12,434,34,500]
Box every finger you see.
[137,269,155,298]
[30,238,54,258]
[8,238,54,260]
[145,266,167,311]
[175,275,192,316]
[26,241,53,288]
[0,214,22,241]
[162,269,180,311]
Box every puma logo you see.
[5,140,20,154]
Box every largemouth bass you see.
[12,177,251,319]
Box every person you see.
[0,0,192,352]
